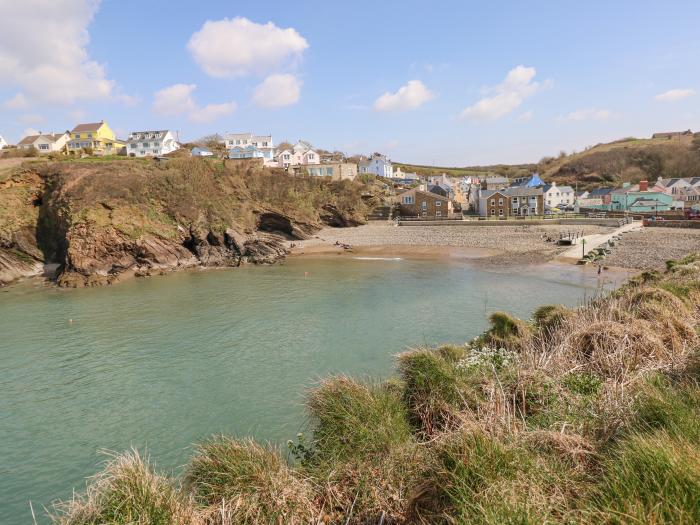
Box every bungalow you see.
[191,147,213,157]
[306,162,357,181]
[543,182,575,210]
[396,188,453,219]
[17,132,70,153]
[126,130,179,157]
[67,121,125,155]
[609,181,673,212]
[0,135,7,149]
[652,130,692,139]
[359,153,393,178]
[221,132,275,166]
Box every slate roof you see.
[71,122,105,133]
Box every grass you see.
[49,254,700,524]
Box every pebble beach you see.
[291,222,700,270]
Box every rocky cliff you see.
[0,158,377,287]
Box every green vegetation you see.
[49,256,700,524]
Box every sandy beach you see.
[289,222,700,270]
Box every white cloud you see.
[3,93,29,110]
[373,80,434,112]
[0,0,129,105]
[655,88,695,102]
[253,74,302,108]
[189,101,237,123]
[518,110,534,121]
[153,84,197,116]
[559,108,612,121]
[460,65,546,121]
[153,84,236,123]
[188,17,308,78]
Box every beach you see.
[289,222,700,270]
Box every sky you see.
[0,0,699,165]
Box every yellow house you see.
[67,121,125,155]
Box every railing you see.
[398,215,464,221]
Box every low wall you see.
[399,218,623,227]
[643,220,700,229]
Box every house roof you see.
[71,122,105,133]
[18,133,67,145]
[629,198,664,207]
[399,188,450,201]
[511,173,544,188]
[485,176,508,184]
[503,187,543,197]
[588,187,614,197]
[543,184,574,193]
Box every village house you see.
[276,140,319,169]
[652,130,692,139]
[543,182,575,210]
[511,173,545,188]
[609,181,673,212]
[359,153,393,178]
[221,133,275,166]
[479,187,544,218]
[17,132,70,153]
[396,188,454,219]
[483,176,509,190]
[191,147,213,157]
[67,121,125,155]
[0,135,8,149]
[306,162,358,181]
[126,130,179,157]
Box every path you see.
[558,221,643,260]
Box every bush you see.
[185,436,317,525]
[50,449,197,525]
[483,312,531,351]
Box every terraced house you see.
[126,130,179,157]
[396,188,453,219]
[479,187,544,217]
[67,121,125,155]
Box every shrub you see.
[50,449,197,525]
[398,348,481,435]
[585,432,700,524]
[483,312,532,351]
[532,304,572,335]
[185,436,317,525]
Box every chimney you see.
[639,180,648,192]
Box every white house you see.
[359,153,393,178]
[126,130,179,157]
[221,132,275,166]
[17,132,70,153]
[276,140,319,169]
[191,147,213,157]
[0,135,8,149]
[543,182,575,209]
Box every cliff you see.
[0,157,378,287]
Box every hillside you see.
[0,157,380,287]
[397,133,700,190]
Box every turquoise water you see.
[0,256,625,523]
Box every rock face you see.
[0,159,374,287]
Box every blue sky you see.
[1,0,699,165]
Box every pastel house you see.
[17,132,70,153]
[67,121,125,155]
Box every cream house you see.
[17,132,70,153]
[276,140,319,169]
[0,135,8,149]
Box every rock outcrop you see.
[0,158,377,287]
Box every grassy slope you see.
[51,255,700,524]
[397,134,700,191]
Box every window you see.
[490,209,496,216]
[39,144,49,150]
[421,211,427,217]
[421,201,427,208]
[130,143,137,149]
[499,198,504,205]
[142,142,149,148]
[402,196,414,204]
[435,200,441,206]
[87,133,92,138]
[75,134,81,139]
[490,199,495,206]
[499,209,504,216]
[263,142,268,147]
[327,168,333,177]
[436,210,442,217]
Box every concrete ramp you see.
[558,221,643,260]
